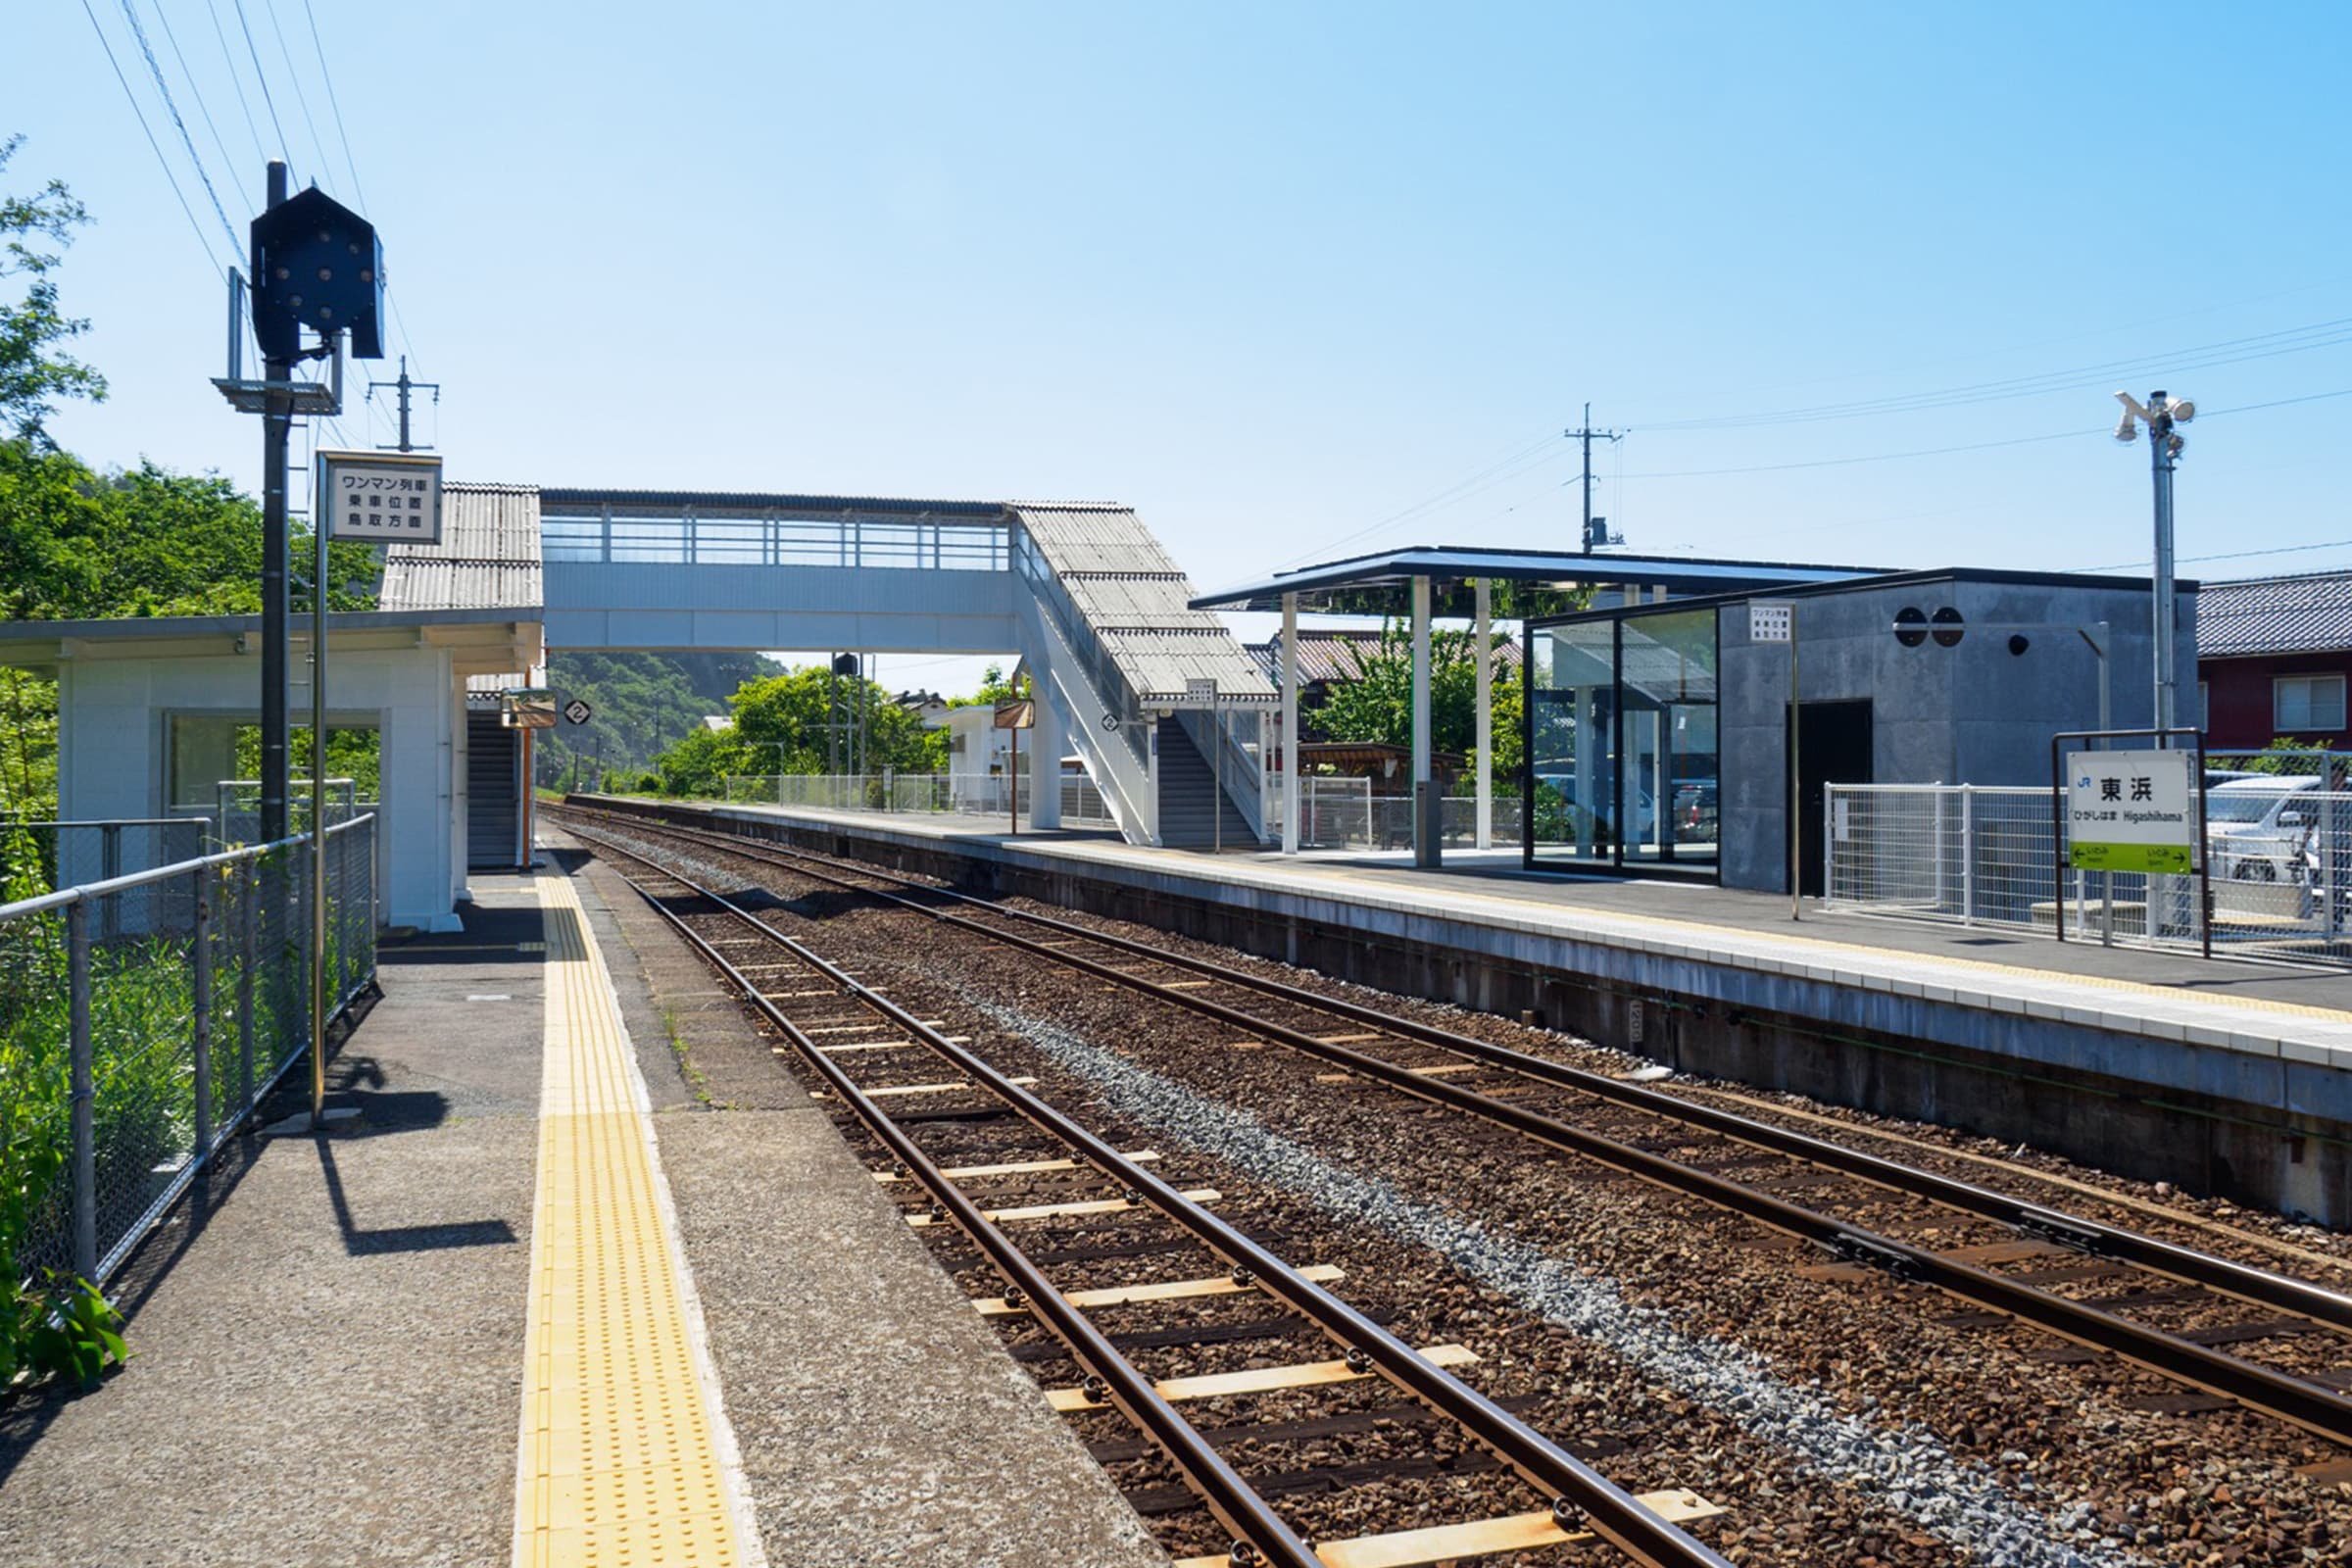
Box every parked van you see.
[2206,775,2322,882]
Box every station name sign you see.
[2064,748,2196,874]
[319,449,444,545]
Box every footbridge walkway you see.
[534,489,1276,847]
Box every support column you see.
[1473,578,1492,852]
[1410,575,1436,866]
[1030,681,1065,830]
[1281,592,1300,856]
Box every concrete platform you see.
[0,853,1164,1568]
[598,796,2352,1226]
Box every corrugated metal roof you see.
[2198,570,2352,659]
[379,483,544,612]
[1012,506,1274,704]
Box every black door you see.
[1787,699,1872,896]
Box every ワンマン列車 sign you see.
[2065,748,2197,874]
[318,450,443,544]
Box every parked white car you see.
[2206,776,2322,882]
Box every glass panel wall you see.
[1529,621,1617,867]
[1527,607,1718,875]
[1620,609,1718,869]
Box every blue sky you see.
[15,3,2352,684]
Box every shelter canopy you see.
[1191,545,1882,617]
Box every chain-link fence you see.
[0,815,377,1290]
[1826,780,2351,966]
[5,820,210,916]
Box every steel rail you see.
[571,819,1736,1568]
[561,805,2352,1447]
[589,806,2352,1333]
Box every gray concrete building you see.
[1524,568,2200,892]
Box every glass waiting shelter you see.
[1527,603,1721,876]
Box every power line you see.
[78,0,224,276]
[114,0,242,255]
[300,0,366,207]
[202,0,270,169]
[261,0,333,192]
[230,0,291,169]
[1618,424,2102,479]
[148,0,252,223]
[1637,317,2352,431]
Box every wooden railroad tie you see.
[1169,1489,1725,1568]
[1312,1063,1482,1085]
[907,1188,1221,1228]
[974,1262,1344,1316]
[810,1076,1037,1102]
[1046,1343,1476,1410]
[875,1151,1162,1183]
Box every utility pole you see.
[258,161,291,845]
[368,355,440,453]
[1564,402,1625,554]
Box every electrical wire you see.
[114,0,242,256]
[300,0,366,207]
[261,0,333,193]
[202,0,270,168]
[1636,317,2352,431]
[78,0,225,276]
[230,0,291,169]
[149,0,253,224]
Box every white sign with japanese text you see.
[1749,603,1792,644]
[319,450,443,544]
[2065,748,2197,875]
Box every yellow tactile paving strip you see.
[514,870,748,1568]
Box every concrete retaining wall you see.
[589,797,2352,1227]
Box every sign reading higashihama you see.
[319,449,445,544]
[2065,748,2197,874]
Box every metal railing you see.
[540,509,1010,571]
[1825,781,2351,966]
[1264,776,1526,850]
[711,773,1120,831]
[0,815,377,1288]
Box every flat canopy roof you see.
[1189,545,1884,614]
[0,606,543,677]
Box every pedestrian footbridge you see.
[528,487,1277,846]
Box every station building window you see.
[1527,605,1718,876]
[2274,673,2346,733]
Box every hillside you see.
[534,651,785,785]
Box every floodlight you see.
[2113,409,2138,444]
[2169,398,2194,422]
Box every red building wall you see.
[2200,650,2352,750]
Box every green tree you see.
[0,137,106,445]
[946,662,1030,709]
[1311,620,1523,779]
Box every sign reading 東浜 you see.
[319,449,443,544]
[1749,603,1792,644]
[2065,748,2197,874]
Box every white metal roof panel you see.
[379,482,545,612]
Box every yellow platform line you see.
[514,870,759,1568]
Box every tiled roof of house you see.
[2198,570,2352,659]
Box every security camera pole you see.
[2113,389,2193,733]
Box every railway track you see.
[570,816,1736,1568]
[556,801,2352,1454]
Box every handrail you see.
[0,812,377,921]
